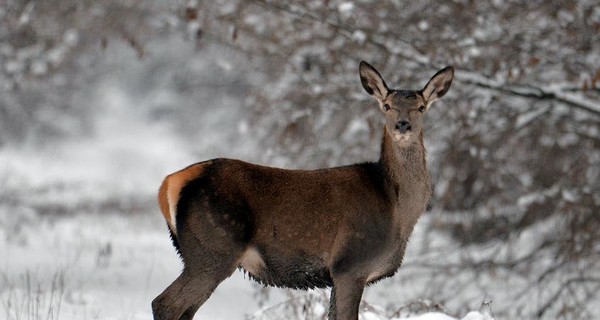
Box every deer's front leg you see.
[328,275,364,320]
[328,285,337,320]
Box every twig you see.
[536,277,600,318]
[479,296,496,319]
[457,71,600,116]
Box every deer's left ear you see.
[422,66,454,110]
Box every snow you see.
[550,87,600,115]
[396,313,455,320]
[417,21,429,31]
[352,30,367,44]
[0,210,490,319]
[460,312,494,320]
[338,2,355,16]
[0,213,281,319]
[514,106,550,128]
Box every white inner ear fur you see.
[360,63,389,101]
[422,87,434,101]
[422,67,454,110]
[370,77,388,100]
[425,99,434,111]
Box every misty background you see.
[1,0,599,319]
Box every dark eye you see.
[383,104,391,111]
[418,105,426,113]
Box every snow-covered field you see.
[1,212,269,319]
[0,210,492,320]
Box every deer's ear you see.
[422,66,454,109]
[359,61,389,101]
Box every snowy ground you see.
[0,212,264,319]
[0,210,492,320]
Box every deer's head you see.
[359,61,454,148]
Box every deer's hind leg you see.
[151,247,241,320]
[151,255,238,320]
[179,302,202,320]
[153,175,254,320]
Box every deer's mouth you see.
[392,132,412,145]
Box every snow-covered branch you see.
[457,71,600,116]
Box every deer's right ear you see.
[359,61,389,101]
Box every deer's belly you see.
[238,247,332,289]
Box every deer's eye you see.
[418,105,426,113]
[383,104,391,111]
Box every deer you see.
[152,61,454,320]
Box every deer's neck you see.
[379,127,429,187]
[379,127,431,235]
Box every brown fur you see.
[152,61,454,320]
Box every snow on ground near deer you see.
[0,212,491,320]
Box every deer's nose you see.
[395,121,412,133]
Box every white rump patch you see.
[167,182,178,234]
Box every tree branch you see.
[536,276,600,318]
[457,70,600,116]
